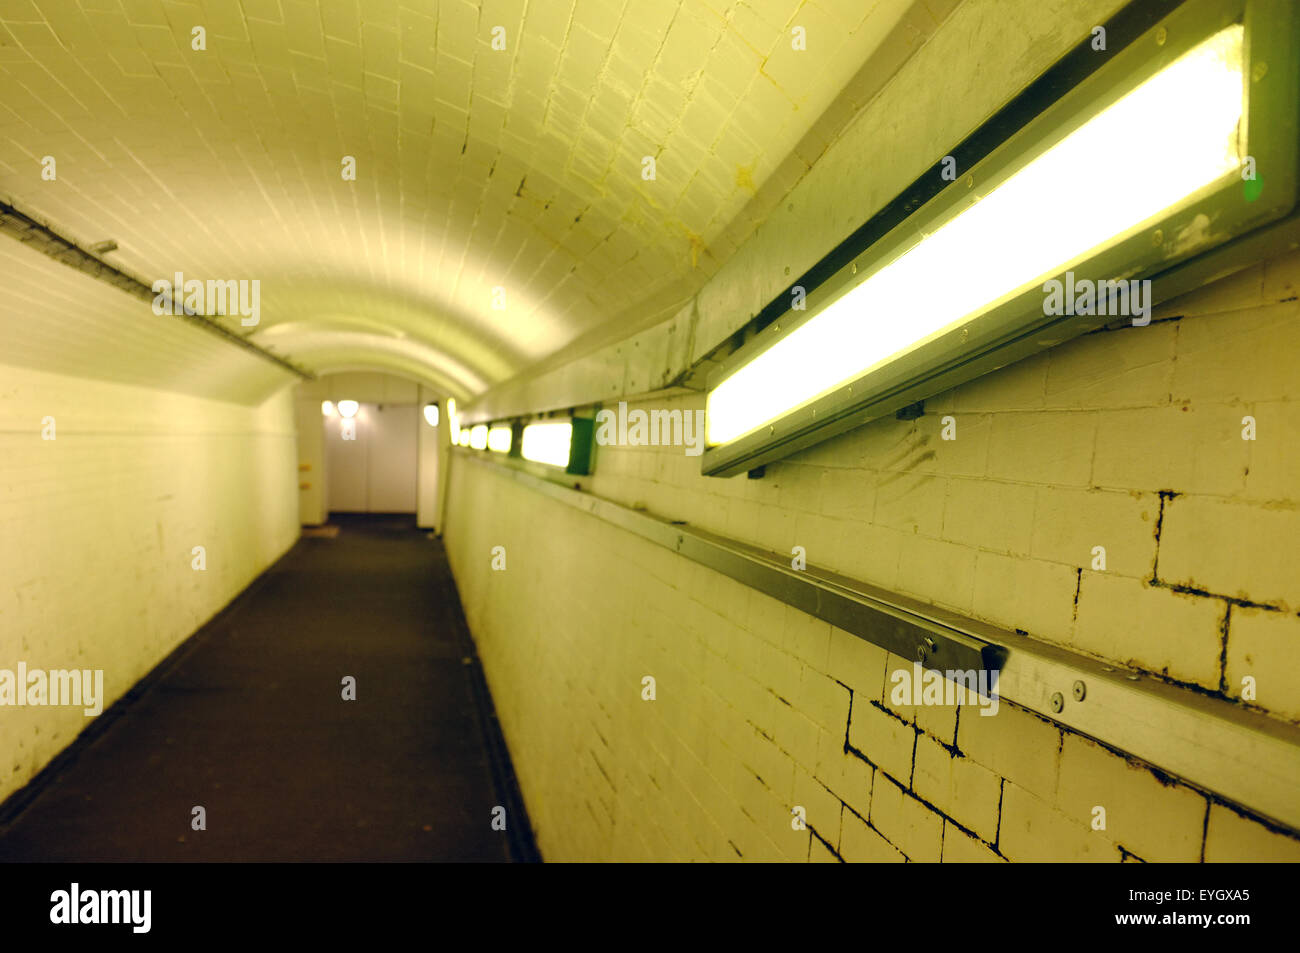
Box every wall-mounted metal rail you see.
[0,199,313,380]
[462,450,1300,834]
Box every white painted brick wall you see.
[911,733,1001,843]
[435,0,1300,863]
[999,781,1118,863]
[1203,804,1300,863]
[0,362,299,804]
[444,252,1300,861]
[1158,495,1300,611]
[1224,607,1300,720]
[1073,573,1224,688]
[1055,734,1207,863]
[958,701,1061,803]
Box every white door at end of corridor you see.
[325,403,418,513]
[367,403,417,511]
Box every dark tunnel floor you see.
[0,514,531,862]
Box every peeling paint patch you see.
[735,163,756,193]
[1168,211,1216,258]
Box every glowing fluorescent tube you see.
[423,403,439,426]
[469,424,488,450]
[521,421,573,467]
[446,398,459,441]
[706,25,1245,448]
[458,428,471,447]
[487,425,512,453]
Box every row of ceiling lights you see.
[317,394,582,472]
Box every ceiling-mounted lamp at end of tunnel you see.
[336,400,360,419]
[423,403,440,426]
[321,400,336,417]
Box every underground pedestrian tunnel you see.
[1,0,1299,866]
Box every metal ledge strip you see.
[462,451,1300,834]
[0,199,313,380]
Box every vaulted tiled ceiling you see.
[0,0,924,402]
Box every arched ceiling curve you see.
[0,0,921,400]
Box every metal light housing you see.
[702,0,1298,477]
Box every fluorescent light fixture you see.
[458,428,471,447]
[709,27,1243,448]
[337,399,359,419]
[521,421,573,468]
[423,403,439,427]
[702,1,1298,477]
[469,424,488,450]
[321,400,336,416]
[487,425,512,453]
[447,398,460,441]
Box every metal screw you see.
[964,173,974,189]
[1152,228,1164,246]
[851,262,858,275]
[1253,61,1268,83]
[1050,692,1065,713]
[1155,27,1167,46]
[1072,680,1087,701]
[916,636,937,662]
